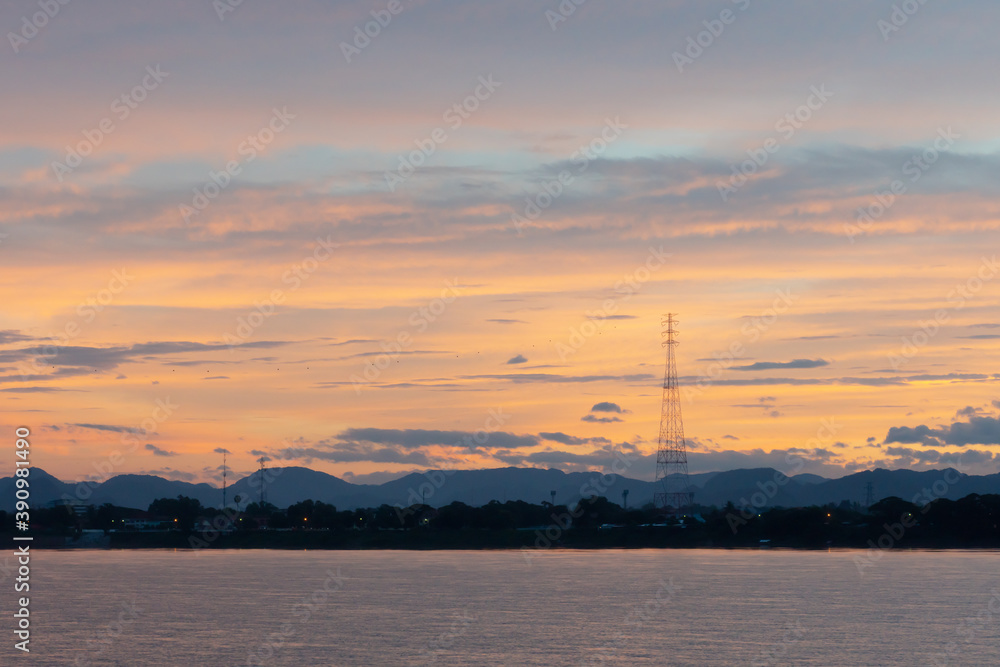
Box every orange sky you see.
[2,0,999,485]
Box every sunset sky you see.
[2,0,1000,486]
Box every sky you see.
[2,0,1000,487]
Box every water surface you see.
[5,549,999,665]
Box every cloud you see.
[581,414,623,423]
[213,447,231,454]
[590,401,629,414]
[885,413,1000,447]
[493,442,642,472]
[0,340,290,372]
[0,387,71,393]
[145,444,177,457]
[686,447,846,477]
[539,432,610,446]
[341,470,413,484]
[486,319,527,324]
[138,468,196,482]
[270,443,434,466]
[334,427,540,450]
[881,446,997,468]
[506,354,527,364]
[732,359,829,371]
[70,422,144,434]
[0,330,37,345]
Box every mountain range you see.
[4,465,998,513]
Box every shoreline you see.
[8,530,1000,552]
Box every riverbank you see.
[7,528,1000,551]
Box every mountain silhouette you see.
[4,465,997,512]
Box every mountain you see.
[225,466,368,508]
[3,466,998,512]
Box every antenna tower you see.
[654,314,694,514]
[257,456,267,507]
[222,450,227,509]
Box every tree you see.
[148,495,204,533]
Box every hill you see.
[3,465,998,511]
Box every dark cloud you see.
[581,414,623,423]
[506,354,527,365]
[139,468,196,482]
[70,422,144,434]
[342,470,412,484]
[213,447,231,454]
[0,387,72,393]
[0,340,290,371]
[334,427,539,450]
[145,444,177,457]
[886,414,1000,447]
[539,432,601,446]
[494,442,642,471]
[486,319,527,324]
[271,444,433,466]
[0,330,36,345]
[732,359,829,371]
[882,446,997,467]
[590,401,629,414]
[687,447,846,477]
[457,373,655,384]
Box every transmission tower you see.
[222,450,227,510]
[654,314,694,514]
[257,456,267,507]
[864,482,875,508]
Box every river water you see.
[5,548,999,665]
